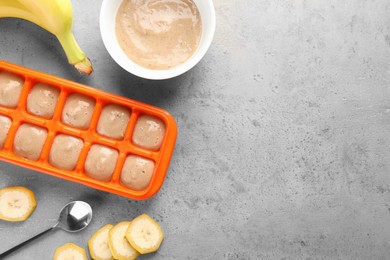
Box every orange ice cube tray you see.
[0,60,177,200]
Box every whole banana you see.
[0,0,93,74]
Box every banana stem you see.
[56,32,93,75]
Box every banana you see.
[0,186,36,222]
[53,243,88,260]
[109,221,139,260]
[125,214,164,254]
[0,0,93,74]
[88,224,115,260]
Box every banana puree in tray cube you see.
[0,60,177,200]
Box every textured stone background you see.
[1,0,390,259]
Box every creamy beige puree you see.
[62,93,95,130]
[116,0,202,69]
[133,115,166,151]
[97,104,130,140]
[27,83,60,119]
[0,71,24,108]
[0,115,12,149]
[85,145,118,181]
[49,135,83,171]
[121,155,154,190]
[14,124,47,161]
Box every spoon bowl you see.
[56,201,93,232]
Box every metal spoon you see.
[0,201,93,258]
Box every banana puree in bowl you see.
[116,0,202,70]
[100,0,216,79]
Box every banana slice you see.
[109,221,139,260]
[88,224,114,260]
[53,243,88,260]
[0,186,36,222]
[125,214,164,254]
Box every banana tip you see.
[75,58,93,75]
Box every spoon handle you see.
[0,226,55,258]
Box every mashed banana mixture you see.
[116,0,202,69]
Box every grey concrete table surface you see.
[0,0,390,259]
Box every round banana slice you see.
[108,221,139,260]
[0,186,36,222]
[88,224,114,260]
[125,214,164,254]
[53,243,88,260]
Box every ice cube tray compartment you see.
[0,61,177,200]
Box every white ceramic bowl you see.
[100,0,216,80]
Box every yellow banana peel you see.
[0,0,93,74]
